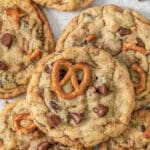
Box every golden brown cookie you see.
[0,0,54,99]
[56,5,150,110]
[0,99,90,150]
[99,109,150,150]
[27,47,135,148]
[33,0,93,11]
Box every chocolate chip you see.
[47,115,61,128]
[59,68,67,80]
[0,61,7,70]
[93,104,109,117]
[140,125,145,132]
[50,101,60,110]
[136,37,145,48]
[45,65,52,74]
[97,84,108,95]
[119,27,131,37]
[1,33,12,47]
[69,113,83,124]
[37,141,52,150]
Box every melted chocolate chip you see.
[45,65,52,74]
[93,104,109,117]
[59,69,67,80]
[97,84,108,95]
[140,125,146,132]
[37,141,52,150]
[47,115,61,128]
[1,33,12,47]
[119,27,131,37]
[136,37,145,48]
[0,61,7,70]
[69,113,83,124]
[50,101,60,110]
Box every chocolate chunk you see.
[69,113,83,124]
[140,125,145,132]
[136,37,145,48]
[97,84,108,95]
[50,101,60,110]
[47,115,61,128]
[59,68,67,80]
[93,104,109,117]
[1,33,12,47]
[0,61,7,70]
[37,141,52,150]
[119,27,131,37]
[45,65,52,74]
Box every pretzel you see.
[52,59,91,99]
[122,41,148,55]
[85,34,97,42]
[5,8,21,26]
[143,127,150,138]
[132,64,146,94]
[14,113,36,134]
[28,48,42,61]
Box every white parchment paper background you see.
[0,0,150,114]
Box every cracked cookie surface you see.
[32,0,93,11]
[27,47,135,148]
[0,0,54,98]
[99,109,150,150]
[56,5,150,110]
[0,99,86,150]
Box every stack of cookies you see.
[0,0,149,149]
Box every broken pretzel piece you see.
[5,8,21,26]
[132,64,146,94]
[29,48,42,61]
[85,34,97,42]
[122,41,148,55]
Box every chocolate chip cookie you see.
[56,5,150,110]
[0,0,54,99]
[27,47,135,148]
[99,109,150,150]
[32,0,93,11]
[0,99,88,150]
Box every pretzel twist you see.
[132,64,146,94]
[14,113,36,134]
[52,59,91,99]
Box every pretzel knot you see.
[14,113,36,134]
[52,59,91,100]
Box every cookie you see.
[0,0,54,99]
[0,99,88,150]
[56,5,150,110]
[99,109,150,150]
[32,0,93,11]
[27,47,135,148]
